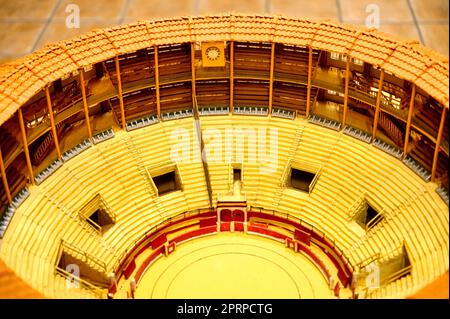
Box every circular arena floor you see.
[136,233,334,299]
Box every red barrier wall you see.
[115,210,353,290]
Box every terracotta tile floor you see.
[0,0,448,64]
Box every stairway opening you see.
[79,194,115,235]
[355,202,384,230]
[153,170,181,195]
[56,244,110,289]
[85,208,114,234]
[233,168,241,183]
[289,168,316,193]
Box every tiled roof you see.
[0,14,448,126]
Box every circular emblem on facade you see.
[206,46,220,61]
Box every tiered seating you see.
[308,114,341,131]
[34,159,63,185]
[402,155,431,181]
[159,118,210,210]
[159,82,193,115]
[3,158,28,204]
[335,138,445,285]
[375,111,405,150]
[199,106,229,116]
[274,44,319,82]
[233,106,268,116]
[104,48,155,90]
[196,116,233,204]
[436,186,449,205]
[92,128,114,144]
[110,88,157,126]
[157,44,191,84]
[272,108,295,119]
[234,42,271,79]
[412,99,442,139]
[161,109,193,120]
[372,138,403,159]
[31,122,66,167]
[272,82,315,116]
[62,139,92,162]
[89,131,160,263]
[0,116,447,299]
[278,122,360,252]
[343,125,372,143]
[379,79,411,115]
[0,188,30,238]
[0,179,102,298]
[196,80,229,109]
[406,132,443,181]
[233,80,269,108]
[208,115,295,208]
[126,115,158,131]
[0,126,19,160]
[20,80,82,130]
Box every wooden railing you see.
[55,267,106,299]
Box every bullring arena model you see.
[0,14,448,299]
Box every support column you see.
[305,46,313,117]
[431,107,447,181]
[114,56,126,130]
[268,42,275,115]
[342,56,350,128]
[79,69,92,139]
[154,45,161,118]
[403,84,416,156]
[154,45,161,119]
[45,86,62,159]
[190,42,197,112]
[0,148,12,203]
[372,70,385,139]
[230,41,234,114]
[18,109,34,185]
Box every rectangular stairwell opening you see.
[56,242,111,291]
[289,168,316,193]
[153,170,181,195]
[359,202,384,231]
[233,168,242,183]
[79,194,115,235]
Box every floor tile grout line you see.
[335,0,343,23]
[193,0,201,15]
[30,0,63,53]
[118,0,132,25]
[405,0,426,45]
[265,0,271,14]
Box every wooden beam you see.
[154,45,161,118]
[190,42,197,111]
[18,109,34,185]
[0,148,12,203]
[79,69,92,139]
[114,56,126,130]
[45,86,61,159]
[305,46,313,117]
[230,41,234,113]
[431,107,447,181]
[342,56,351,128]
[403,84,416,156]
[268,42,276,115]
[372,69,385,139]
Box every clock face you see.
[206,46,220,61]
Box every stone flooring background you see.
[0,0,448,64]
